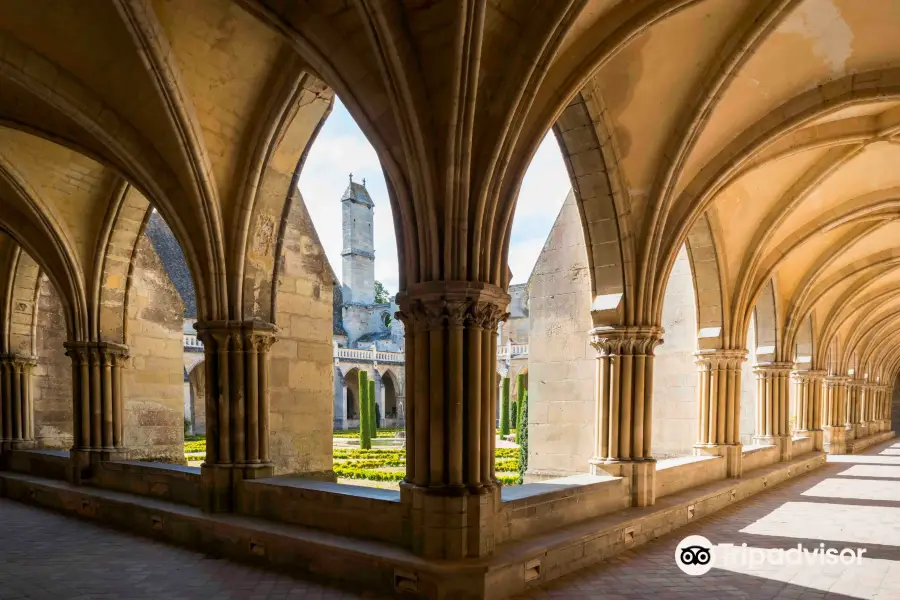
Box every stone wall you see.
[124,231,186,463]
[270,191,333,475]
[651,246,698,458]
[527,191,595,476]
[33,276,73,449]
[188,364,206,435]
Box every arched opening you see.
[344,367,361,426]
[651,244,698,458]
[383,370,398,422]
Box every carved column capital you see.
[195,320,277,349]
[753,361,794,376]
[589,325,664,357]
[823,375,851,387]
[791,369,826,384]
[396,281,510,332]
[694,348,747,370]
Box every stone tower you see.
[341,175,375,304]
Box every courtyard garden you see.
[183,430,525,489]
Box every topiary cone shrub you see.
[517,390,528,484]
[500,376,510,436]
[359,370,371,449]
[515,373,526,444]
[368,379,377,440]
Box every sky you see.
[298,98,571,295]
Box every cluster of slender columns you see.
[693,349,746,476]
[847,380,866,439]
[588,326,663,507]
[753,362,794,460]
[0,354,36,451]
[791,370,825,450]
[194,321,276,512]
[867,384,892,433]
[822,376,850,454]
[63,342,128,480]
[395,281,508,560]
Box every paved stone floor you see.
[521,439,900,600]
[1,440,899,599]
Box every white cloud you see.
[299,100,571,291]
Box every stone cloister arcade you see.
[0,1,899,597]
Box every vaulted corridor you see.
[0,440,897,600]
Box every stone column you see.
[63,342,128,481]
[0,354,37,452]
[858,383,871,439]
[847,379,865,440]
[878,384,892,432]
[395,282,508,560]
[753,362,793,460]
[693,349,746,477]
[588,326,664,507]
[822,376,849,454]
[791,370,825,450]
[195,321,276,513]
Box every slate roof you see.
[341,180,374,207]
[145,211,197,319]
[356,331,393,343]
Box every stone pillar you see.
[847,379,865,440]
[63,342,128,481]
[822,376,849,454]
[791,369,825,450]
[753,362,793,460]
[395,282,508,560]
[878,384,892,432]
[588,326,664,507]
[195,321,276,513]
[693,349,746,477]
[0,354,37,452]
[858,383,871,439]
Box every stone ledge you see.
[791,435,814,457]
[848,431,895,454]
[741,444,780,472]
[655,455,724,499]
[239,476,404,545]
[91,461,202,507]
[497,474,627,545]
[3,448,70,481]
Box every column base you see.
[823,426,847,455]
[202,462,275,513]
[590,458,656,507]
[693,443,742,478]
[69,448,128,484]
[752,435,792,461]
[846,424,859,441]
[400,482,499,559]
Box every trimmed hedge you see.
[494,448,518,459]
[335,465,520,486]
[332,428,403,439]
[184,440,206,454]
[494,459,518,472]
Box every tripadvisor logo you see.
[675,535,868,576]
[675,535,715,576]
